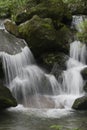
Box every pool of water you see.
[0,105,87,130]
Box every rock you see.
[15,0,72,25]
[4,19,19,37]
[81,67,87,80]
[72,96,87,110]
[18,15,56,57]
[0,30,25,55]
[0,58,4,80]
[18,15,71,58]
[39,52,68,72]
[0,83,17,110]
[83,81,87,92]
[0,29,26,81]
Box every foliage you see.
[77,20,87,43]
[50,125,81,130]
[63,0,87,15]
[0,0,28,18]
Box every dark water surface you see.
[0,106,87,130]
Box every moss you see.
[77,20,87,43]
[64,0,87,15]
[15,0,72,25]
[18,15,57,57]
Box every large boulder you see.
[18,15,71,57]
[72,96,87,110]
[15,0,72,25]
[0,83,17,110]
[18,15,56,57]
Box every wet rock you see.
[4,19,19,37]
[83,81,87,92]
[39,52,68,74]
[72,96,87,110]
[0,30,25,55]
[0,58,4,80]
[0,83,17,110]
[81,67,87,80]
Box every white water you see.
[0,39,86,112]
[0,16,87,113]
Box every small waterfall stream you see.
[0,16,87,113]
[0,40,86,109]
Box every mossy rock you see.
[18,15,57,57]
[18,15,71,58]
[0,83,17,110]
[72,96,87,110]
[15,0,72,25]
[39,52,68,72]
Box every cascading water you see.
[0,45,61,108]
[0,40,86,110]
[0,17,87,110]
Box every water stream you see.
[0,16,87,130]
[0,40,86,110]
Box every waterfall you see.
[70,41,87,64]
[0,13,87,112]
[0,39,86,109]
[0,46,61,108]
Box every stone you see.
[15,0,72,25]
[4,19,19,37]
[72,96,87,110]
[18,15,71,58]
[0,83,17,110]
[81,67,87,80]
[18,15,57,57]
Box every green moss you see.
[18,15,57,56]
[15,0,72,25]
[77,20,87,43]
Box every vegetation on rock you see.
[77,20,87,43]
